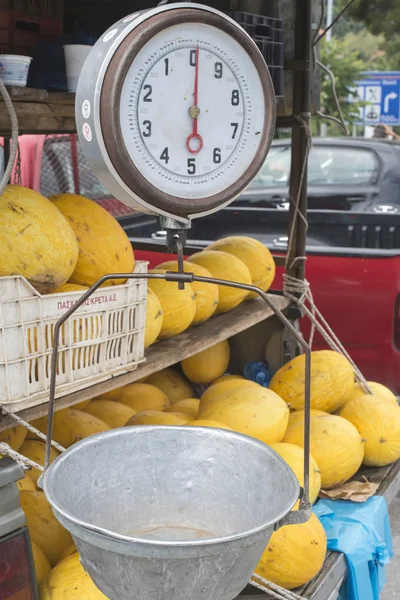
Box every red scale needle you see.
[186,47,203,155]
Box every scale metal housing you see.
[76,2,276,226]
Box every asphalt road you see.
[381,493,400,598]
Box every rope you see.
[0,77,19,194]
[283,274,372,394]
[2,407,66,453]
[0,442,44,472]
[282,108,371,395]
[251,574,304,599]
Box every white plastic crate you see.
[0,262,148,408]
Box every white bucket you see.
[0,55,32,87]
[64,45,92,93]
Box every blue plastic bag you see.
[313,497,393,600]
[243,361,272,387]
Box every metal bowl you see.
[43,426,299,600]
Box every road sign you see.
[348,71,400,126]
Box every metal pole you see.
[326,0,334,42]
[287,0,312,283]
[3,137,10,183]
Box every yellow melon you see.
[166,412,191,423]
[39,552,107,599]
[0,425,27,450]
[84,400,135,428]
[51,283,88,294]
[145,289,163,348]
[155,260,219,324]
[73,400,91,411]
[341,395,400,467]
[207,236,276,300]
[32,541,51,585]
[92,389,122,402]
[17,473,36,492]
[270,443,321,504]
[26,415,49,441]
[146,368,193,404]
[181,340,230,384]
[147,271,196,338]
[30,409,110,449]
[212,374,244,384]
[283,414,364,489]
[57,543,78,563]
[288,409,329,429]
[200,379,261,412]
[27,411,68,441]
[50,194,134,287]
[165,399,200,419]
[20,490,72,566]
[270,350,355,412]
[255,512,326,590]
[126,411,187,426]
[115,383,169,412]
[187,251,252,314]
[19,440,59,486]
[0,186,78,293]
[340,381,398,411]
[187,419,233,430]
[200,386,289,444]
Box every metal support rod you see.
[70,134,81,195]
[42,271,312,518]
[285,0,313,511]
[287,0,312,283]
[3,137,10,183]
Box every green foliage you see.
[314,2,395,134]
[318,37,366,131]
[349,0,400,69]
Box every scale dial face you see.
[98,6,276,218]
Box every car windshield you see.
[248,144,380,189]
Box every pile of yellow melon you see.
[7,342,399,593]
[0,185,277,355]
[144,235,276,345]
[0,186,135,293]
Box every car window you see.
[248,145,380,189]
[40,135,134,217]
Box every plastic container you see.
[0,261,148,409]
[226,11,284,97]
[64,44,91,92]
[0,53,31,86]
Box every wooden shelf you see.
[0,295,290,431]
[0,87,76,135]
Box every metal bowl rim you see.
[43,425,300,547]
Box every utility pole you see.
[326,0,334,42]
[321,0,334,136]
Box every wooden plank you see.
[0,116,76,136]
[0,296,290,430]
[0,88,76,134]
[6,87,75,105]
[10,103,75,117]
[7,87,49,102]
